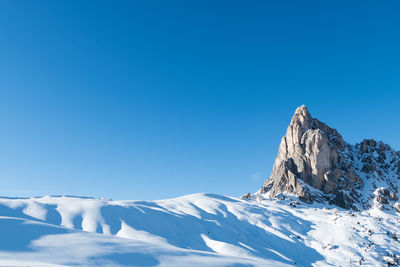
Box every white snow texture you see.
[0,193,399,266]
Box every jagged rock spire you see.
[261,105,363,209]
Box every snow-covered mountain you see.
[1,105,399,266]
[260,105,400,212]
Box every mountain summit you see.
[260,105,400,210]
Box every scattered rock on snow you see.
[242,192,251,200]
[323,243,338,250]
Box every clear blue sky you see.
[0,1,399,200]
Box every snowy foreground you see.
[0,193,399,266]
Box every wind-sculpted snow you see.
[0,193,399,266]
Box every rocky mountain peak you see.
[291,105,312,128]
[260,106,400,210]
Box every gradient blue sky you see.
[0,1,399,200]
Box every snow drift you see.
[0,193,399,266]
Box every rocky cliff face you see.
[260,105,400,210]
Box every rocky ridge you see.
[259,105,400,210]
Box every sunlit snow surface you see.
[0,193,399,266]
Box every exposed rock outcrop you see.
[395,203,400,213]
[260,105,400,210]
[374,187,398,204]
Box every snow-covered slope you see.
[0,193,399,266]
